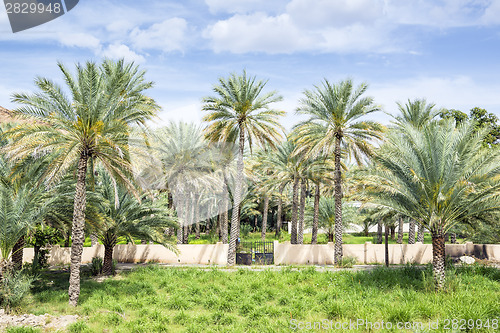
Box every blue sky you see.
[1,0,500,129]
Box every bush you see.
[240,224,252,237]
[31,248,50,271]
[337,256,357,268]
[90,257,103,276]
[0,271,35,313]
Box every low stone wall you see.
[22,241,499,266]
[23,243,229,266]
[274,241,500,265]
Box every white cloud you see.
[205,0,287,14]
[385,0,491,27]
[204,0,394,54]
[56,32,101,50]
[130,18,187,52]
[319,24,394,53]
[106,20,136,34]
[100,43,145,63]
[205,13,314,53]
[204,0,500,54]
[286,0,384,28]
[0,8,8,26]
[481,0,500,24]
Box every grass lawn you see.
[188,232,436,245]
[15,264,500,332]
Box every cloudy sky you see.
[1,0,500,129]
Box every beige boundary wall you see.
[22,241,500,266]
[22,243,229,266]
[274,241,500,265]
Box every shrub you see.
[0,271,35,313]
[90,257,103,276]
[240,224,252,237]
[337,256,357,268]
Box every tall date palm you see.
[202,70,284,265]
[4,59,159,306]
[294,79,382,264]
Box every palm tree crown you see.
[202,70,284,149]
[392,98,441,129]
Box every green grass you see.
[188,231,436,245]
[17,264,500,332]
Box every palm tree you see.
[0,158,46,276]
[93,172,177,275]
[408,219,416,244]
[149,122,213,244]
[392,98,440,128]
[247,148,282,241]
[264,140,303,243]
[202,70,284,265]
[4,59,159,306]
[294,79,382,264]
[391,99,440,247]
[303,156,334,244]
[305,197,356,242]
[363,120,500,290]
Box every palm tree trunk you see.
[261,195,269,241]
[68,152,89,307]
[385,224,389,267]
[12,237,24,271]
[298,179,306,244]
[221,172,229,243]
[221,196,229,244]
[390,226,395,240]
[205,217,211,235]
[195,222,201,239]
[194,196,200,240]
[291,177,300,244]
[333,135,343,265]
[275,184,284,238]
[183,225,189,244]
[450,233,457,244]
[102,243,115,276]
[216,214,221,240]
[177,226,183,244]
[91,233,99,247]
[227,130,244,265]
[408,219,416,244]
[311,183,320,244]
[431,229,445,290]
[377,221,382,244]
[397,218,404,244]
[417,223,424,242]
[184,196,193,244]
[177,198,183,244]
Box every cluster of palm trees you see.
[1,59,499,308]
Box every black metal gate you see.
[236,241,274,265]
